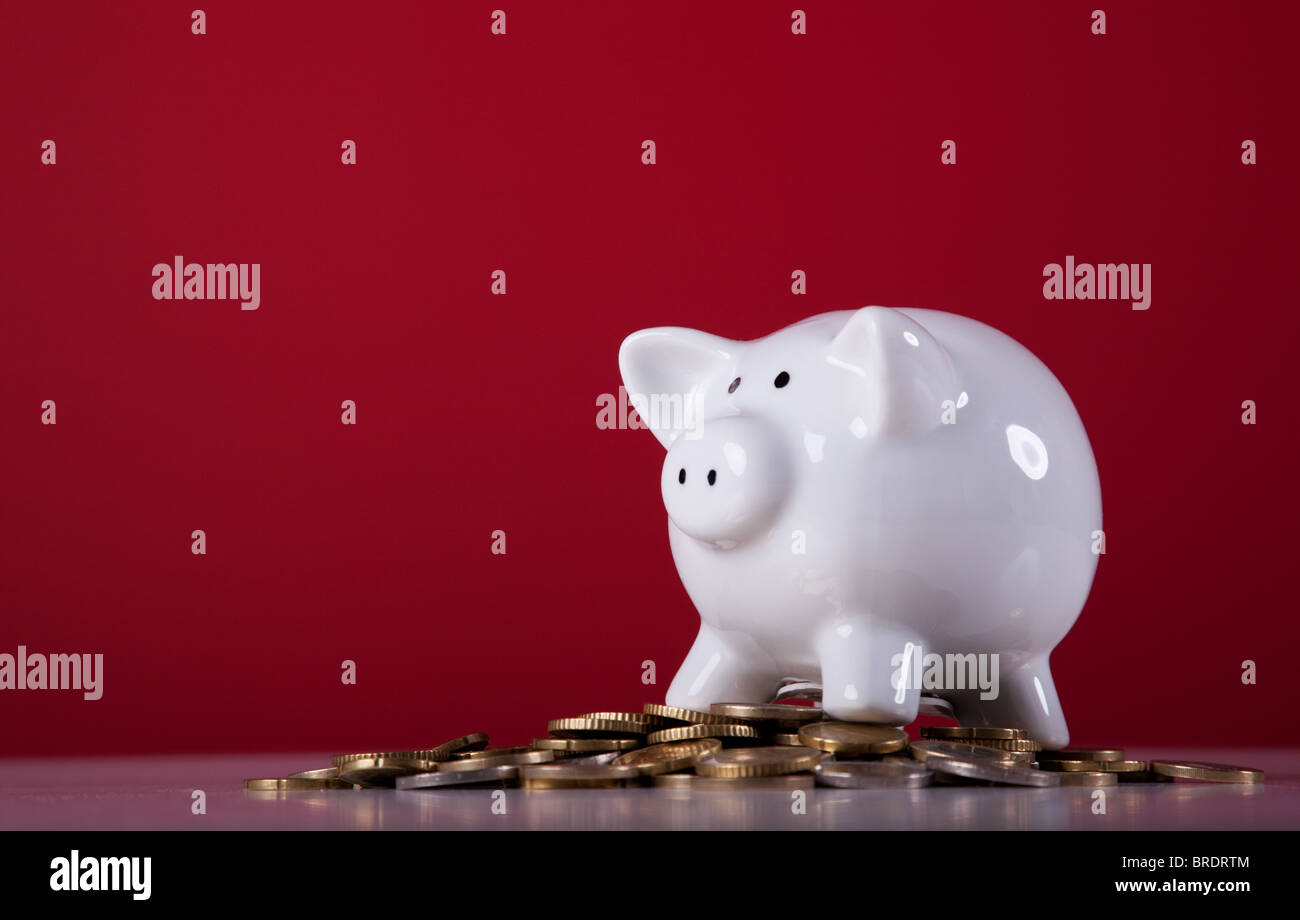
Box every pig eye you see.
[728,377,741,394]
[774,371,790,388]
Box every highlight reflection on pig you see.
[619,306,1102,747]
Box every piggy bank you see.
[619,306,1101,747]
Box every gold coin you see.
[331,750,420,767]
[531,737,640,753]
[450,746,533,760]
[710,702,824,724]
[797,722,908,756]
[1038,747,1124,763]
[519,763,644,789]
[908,741,1032,765]
[1039,759,1110,772]
[244,777,353,791]
[578,711,669,726]
[1056,771,1118,787]
[613,739,722,775]
[920,726,1028,741]
[642,702,739,724]
[1150,761,1264,784]
[1040,758,1148,773]
[548,717,651,738]
[959,738,1043,753]
[652,772,815,790]
[438,749,555,771]
[646,723,760,745]
[336,757,438,786]
[424,732,491,761]
[772,733,805,746]
[286,767,339,780]
[1101,760,1147,773]
[330,732,489,767]
[556,751,622,765]
[695,746,823,778]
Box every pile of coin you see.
[244,700,1265,792]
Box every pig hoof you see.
[664,623,782,712]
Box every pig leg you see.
[665,622,784,712]
[814,617,922,725]
[946,655,1069,749]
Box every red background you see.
[1,1,1296,755]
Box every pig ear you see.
[827,306,960,436]
[619,327,737,449]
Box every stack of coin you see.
[613,739,722,776]
[646,722,761,745]
[1037,747,1145,784]
[800,722,909,758]
[531,737,640,759]
[711,702,826,732]
[241,704,1266,794]
[649,744,824,791]
[643,703,741,725]
[521,710,657,787]
[397,765,521,790]
[334,753,441,787]
[696,746,823,778]
[907,740,1060,787]
[243,732,493,790]
[920,726,1042,755]
[909,740,1034,767]
[546,711,663,739]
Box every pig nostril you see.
[678,468,686,484]
[707,469,717,486]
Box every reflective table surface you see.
[1,748,1295,831]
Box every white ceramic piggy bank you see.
[619,306,1101,747]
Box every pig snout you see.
[660,416,791,548]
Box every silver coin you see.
[436,749,553,771]
[557,751,623,765]
[286,767,340,780]
[923,755,1060,787]
[917,695,955,719]
[908,740,1028,765]
[396,764,519,789]
[773,680,823,703]
[815,760,933,788]
[909,740,1035,767]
